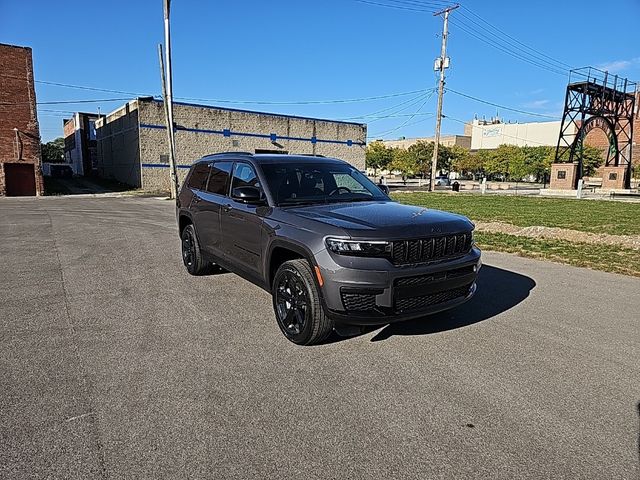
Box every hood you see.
[282,200,473,239]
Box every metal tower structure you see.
[555,67,637,189]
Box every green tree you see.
[407,140,433,174]
[365,141,392,175]
[453,150,484,179]
[390,148,418,176]
[41,137,65,163]
[580,145,604,176]
[484,144,515,179]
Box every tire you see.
[272,259,334,346]
[181,224,210,276]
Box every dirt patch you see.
[474,221,640,251]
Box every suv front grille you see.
[391,233,472,265]
[394,284,472,312]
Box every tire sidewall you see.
[272,262,317,345]
[181,224,199,275]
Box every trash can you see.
[452,181,460,192]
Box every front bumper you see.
[315,246,481,326]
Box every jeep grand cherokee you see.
[177,153,481,345]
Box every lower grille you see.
[394,284,472,313]
[341,292,377,312]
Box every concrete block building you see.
[96,98,366,192]
[0,43,43,196]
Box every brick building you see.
[0,43,43,196]
[63,112,101,176]
[96,98,366,192]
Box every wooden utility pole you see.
[162,0,178,200]
[429,4,458,192]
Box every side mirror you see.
[232,186,264,204]
[378,184,390,195]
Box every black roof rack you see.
[207,151,254,157]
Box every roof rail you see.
[299,154,326,157]
[207,151,254,157]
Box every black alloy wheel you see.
[275,271,309,336]
[271,259,334,345]
[181,224,210,275]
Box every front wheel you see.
[272,259,334,345]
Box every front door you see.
[220,162,265,275]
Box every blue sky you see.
[2,0,639,142]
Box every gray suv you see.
[177,153,481,345]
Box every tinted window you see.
[188,163,209,190]
[206,161,233,195]
[261,162,387,206]
[231,163,260,190]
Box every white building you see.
[468,119,575,150]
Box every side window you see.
[231,163,260,190]
[188,163,209,190]
[206,161,233,195]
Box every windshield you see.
[260,162,389,206]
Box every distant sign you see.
[482,127,501,138]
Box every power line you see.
[0,97,132,106]
[340,89,435,120]
[459,6,573,70]
[445,88,560,119]
[34,80,152,97]
[369,90,436,137]
[448,19,567,76]
[352,0,435,13]
[175,88,427,105]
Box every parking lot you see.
[1,196,639,479]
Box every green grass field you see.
[475,232,640,277]
[393,192,640,276]
[392,192,640,236]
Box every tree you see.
[390,147,419,177]
[365,141,392,175]
[580,145,604,177]
[484,144,514,179]
[453,150,484,179]
[41,137,65,163]
[407,140,433,175]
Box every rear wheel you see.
[181,224,210,275]
[272,259,333,345]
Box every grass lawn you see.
[475,232,640,277]
[392,192,640,236]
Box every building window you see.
[609,172,617,181]
[557,170,566,180]
[159,154,169,164]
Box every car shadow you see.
[323,264,536,344]
[369,265,536,341]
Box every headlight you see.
[325,237,391,257]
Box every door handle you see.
[223,204,232,213]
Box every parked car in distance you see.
[435,175,451,187]
[176,153,481,345]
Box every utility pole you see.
[162,0,178,200]
[429,4,458,192]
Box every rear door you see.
[192,161,233,258]
[220,162,265,275]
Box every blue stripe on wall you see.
[138,123,365,147]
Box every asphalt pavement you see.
[1,196,638,479]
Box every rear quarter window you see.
[187,164,209,190]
